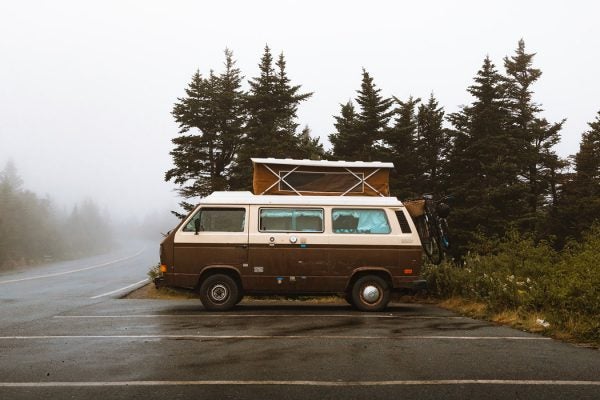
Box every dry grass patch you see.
[439,297,488,319]
[123,283,197,300]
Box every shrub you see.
[424,226,600,343]
[147,263,162,281]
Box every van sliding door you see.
[247,206,327,293]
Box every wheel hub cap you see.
[211,284,228,302]
[362,285,380,303]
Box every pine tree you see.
[298,125,324,160]
[230,46,314,190]
[503,39,564,227]
[330,69,394,161]
[355,69,394,161]
[415,93,448,195]
[551,111,600,244]
[167,49,246,216]
[446,56,526,254]
[329,101,360,159]
[385,96,420,198]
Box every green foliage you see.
[415,94,448,195]
[229,46,320,191]
[147,263,162,281]
[168,46,323,208]
[329,69,393,162]
[424,226,600,342]
[445,56,525,255]
[385,96,420,199]
[167,49,246,216]
[329,101,361,159]
[549,111,600,246]
[503,39,565,230]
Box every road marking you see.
[0,334,551,341]
[0,379,598,387]
[90,279,149,299]
[0,248,146,285]
[54,314,466,319]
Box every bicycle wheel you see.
[417,215,443,264]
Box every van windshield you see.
[183,208,246,232]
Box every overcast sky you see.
[1,0,598,219]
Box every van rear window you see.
[332,209,391,234]
[395,211,412,233]
[260,208,324,232]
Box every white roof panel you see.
[251,158,394,169]
[201,191,403,207]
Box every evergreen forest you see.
[0,161,113,268]
[167,42,600,256]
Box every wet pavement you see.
[1,249,600,399]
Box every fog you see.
[1,0,599,223]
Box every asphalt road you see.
[1,244,599,399]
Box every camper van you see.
[156,159,425,311]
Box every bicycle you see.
[405,194,451,265]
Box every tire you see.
[351,275,391,312]
[344,292,356,308]
[235,291,244,305]
[198,274,240,311]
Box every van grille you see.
[395,211,412,233]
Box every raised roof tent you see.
[251,158,394,197]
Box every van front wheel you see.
[198,274,239,311]
[351,275,390,312]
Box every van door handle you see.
[236,244,248,248]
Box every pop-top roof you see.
[251,158,393,197]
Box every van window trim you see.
[258,207,325,233]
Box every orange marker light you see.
[160,264,168,273]
[403,268,413,275]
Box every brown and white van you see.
[156,191,425,311]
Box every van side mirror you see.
[194,218,201,235]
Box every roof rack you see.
[251,158,394,197]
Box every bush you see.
[424,225,600,343]
[147,263,162,281]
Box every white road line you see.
[0,334,551,341]
[0,248,146,285]
[0,379,598,387]
[90,279,149,299]
[54,314,466,319]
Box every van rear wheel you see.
[351,275,390,312]
[198,274,239,311]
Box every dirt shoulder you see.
[123,283,347,304]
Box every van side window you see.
[332,209,391,234]
[183,208,246,232]
[260,208,324,232]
